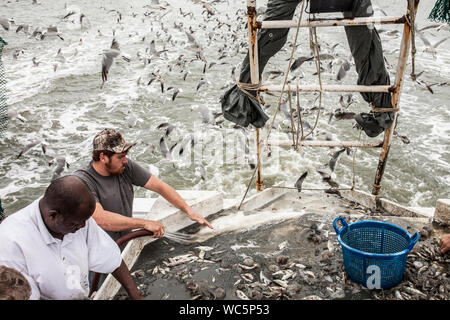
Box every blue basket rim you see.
[335,220,415,258]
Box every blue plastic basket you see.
[333,217,420,289]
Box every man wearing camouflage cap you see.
[74,129,213,243]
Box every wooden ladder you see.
[245,0,420,195]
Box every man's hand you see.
[440,234,450,254]
[129,290,145,300]
[112,260,145,300]
[186,209,213,229]
[142,220,165,238]
[144,176,213,229]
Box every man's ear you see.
[99,152,107,162]
[47,210,60,221]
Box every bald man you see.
[0,176,143,300]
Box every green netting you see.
[0,36,7,139]
[0,198,5,223]
[428,0,450,23]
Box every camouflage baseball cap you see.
[93,129,136,154]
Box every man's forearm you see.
[151,180,191,213]
[111,260,143,300]
[93,205,148,232]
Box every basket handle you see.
[407,232,421,251]
[333,217,348,235]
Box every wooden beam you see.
[267,140,383,148]
[260,84,392,93]
[260,15,406,29]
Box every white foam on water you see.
[1,0,449,213]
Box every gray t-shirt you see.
[74,159,151,241]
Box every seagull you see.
[12,49,24,60]
[317,170,339,188]
[32,56,40,66]
[42,25,64,41]
[50,156,70,181]
[290,56,313,72]
[159,136,172,160]
[7,109,27,122]
[416,31,449,56]
[101,38,129,88]
[30,27,44,40]
[202,2,215,16]
[336,58,351,81]
[17,140,46,159]
[157,122,176,136]
[196,78,208,91]
[79,13,90,28]
[166,86,180,101]
[16,24,31,34]
[148,39,168,59]
[393,130,410,144]
[55,48,66,63]
[0,18,11,31]
[148,71,165,92]
[178,135,193,156]
[198,164,206,180]
[328,148,347,172]
[185,30,202,51]
[294,171,308,193]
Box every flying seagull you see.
[101,38,130,88]
[294,171,308,193]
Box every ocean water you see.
[0,0,449,216]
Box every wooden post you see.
[247,0,263,191]
[372,0,420,195]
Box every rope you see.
[236,81,264,104]
[351,130,362,190]
[287,89,297,149]
[301,25,323,141]
[406,0,417,81]
[295,85,303,148]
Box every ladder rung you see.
[267,140,383,148]
[259,15,406,29]
[260,84,392,93]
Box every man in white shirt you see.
[0,175,143,300]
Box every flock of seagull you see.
[1,0,449,188]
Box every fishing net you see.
[0,36,7,139]
[0,198,5,224]
[428,0,450,23]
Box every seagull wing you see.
[101,50,119,83]
[433,36,449,49]
[110,38,120,50]
[159,137,171,160]
[294,171,308,192]
[0,18,10,31]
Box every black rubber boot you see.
[354,113,385,137]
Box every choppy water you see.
[0,0,449,216]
